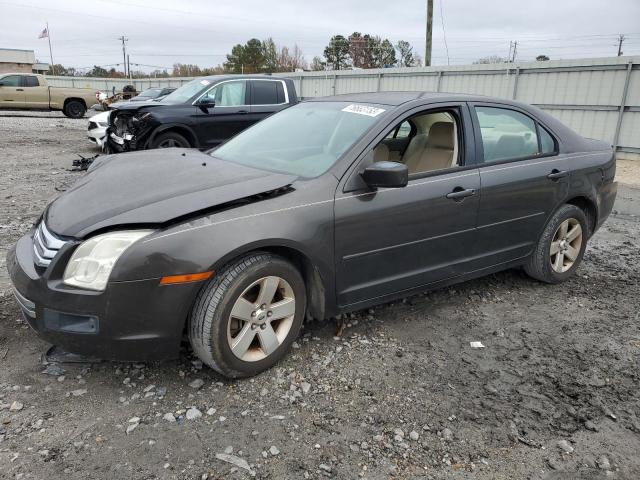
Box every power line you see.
[438,0,449,65]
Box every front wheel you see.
[151,131,191,149]
[524,204,589,284]
[189,253,306,378]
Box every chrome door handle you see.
[446,188,476,201]
[547,169,567,180]
[237,110,249,114]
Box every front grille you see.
[88,121,98,130]
[33,221,68,268]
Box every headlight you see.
[63,230,153,291]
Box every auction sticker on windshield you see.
[342,104,386,117]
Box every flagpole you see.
[46,22,55,75]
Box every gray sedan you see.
[8,92,617,378]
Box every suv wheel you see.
[524,204,589,283]
[188,253,306,378]
[152,131,191,149]
[63,100,86,119]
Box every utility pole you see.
[511,41,518,62]
[118,35,128,76]
[425,0,433,66]
[127,54,131,80]
[617,34,625,56]
[46,22,55,75]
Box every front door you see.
[334,104,481,307]
[468,103,571,270]
[0,75,25,108]
[193,80,254,148]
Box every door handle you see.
[547,169,567,181]
[237,110,249,114]
[446,187,476,201]
[16,88,24,91]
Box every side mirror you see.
[361,161,408,189]
[197,99,215,113]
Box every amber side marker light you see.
[160,271,214,285]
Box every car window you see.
[251,81,282,105]
[373,110,460,176]
[475,106,539,163]
[201,81,247,107]
[23,76,40,87]
[0,75,21,87]
[161,78,211,104]
[539,125,556,154]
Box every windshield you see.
[160,78,211,104]
[138,88,162,98]
[213,102,386,178]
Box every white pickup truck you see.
[0,73,100,118]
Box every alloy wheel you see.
[549,218,582,273]
[227,276,296,362]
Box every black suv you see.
[105,75,298,152]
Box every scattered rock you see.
[557,439,574,454]
[70,389,87,397]
[126,423,138,435]
[9,401,23,412]
[188,379,204,390]
[186,407,202,420]
[442,428,454,442]
[409,430,420,441]
[269,445,280,456]
[215,453,255,477]
[596,456,611,470]
[163,413,176,422]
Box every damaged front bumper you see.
[105,112,155,153]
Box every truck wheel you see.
[63,100,86,119]
[524,204,588,284]
[151,131,191,149]
[189,253,306,378]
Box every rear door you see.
[21,75,49,109]
[469,103,571,270]
[0,75,25,108]
[249,79,290,121]
[192,79,253,147]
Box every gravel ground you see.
[1,111,639,480]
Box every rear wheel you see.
[188,253,306,378]
[151,131,191,149]
[524,204,588,283]
[63,100,86,119]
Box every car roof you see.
[197,74,287,83]
[307,91,510,106]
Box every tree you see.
[262,37,279,73]
[536,54,550,61]
[278,44,307,72]
[47,64,75,76]
[473,55,508,64]
[172,63,202,76]
[324,35,350,70]
[311,56,325,71]
[395,40,415,67]
[348,32,368,68]
[85,65,109,77]
[371,38,396,68]
[224,38,265,73]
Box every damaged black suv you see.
[106,75,298,152]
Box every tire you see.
[524,204,589,284]
[63,100,86,119]
[151,131,191,149]
[189,253,306,378]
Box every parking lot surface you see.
[1,111,639,479]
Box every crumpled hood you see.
[46,149,296,238]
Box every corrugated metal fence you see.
[46,56,640,159]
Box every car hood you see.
[111,100,175,112]
[45,149,297,238]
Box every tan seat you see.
[372,143,390,162]
[404,122,455,174]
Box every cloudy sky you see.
[1,0,639,73]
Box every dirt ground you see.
[0,111,639,480]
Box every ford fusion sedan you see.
[8,92,616,378]
[105,75,298,152]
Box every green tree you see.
[262,37,279,73]
[536,54,550,61]
[396,40,415,67]
[324,35,350,70]
[85,65,109,77]
[377,39,397,67]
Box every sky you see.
[1,0,639,73]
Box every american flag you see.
[38,28,48,39]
